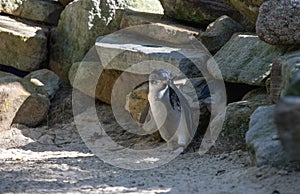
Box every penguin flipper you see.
[142,109,158,133]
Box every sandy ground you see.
[0,88,299,194]
[0,124,299,194]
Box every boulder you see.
[24,69,61,99]
[50,0,164,84]
[216,88,271,151]
[0,73,50,130]
[214,33,287,86]
[279,50,300,97]
[159,0,239,26]
[246,105,287,167]
[0,15,48,72]
[49,0,124,83]
[0,0,63,25]
[118,9,199,35]
[59,0,73,6]
[230,0,267,24]
[0,71,19,82]
[275,97,300,162]
[13,92,50,127]
[256,0,300,45]
[125,82,149,123]
[197,15,244,54]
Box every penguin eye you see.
[150,80,161,85]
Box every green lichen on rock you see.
[214,33,288,86]
[230,0,267,24]
[159,0,238,26]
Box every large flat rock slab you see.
[0,15,48,72]
[214,33,287,86]
[70,23,213,105]
[0,0,63,25]
[159,0,239,26]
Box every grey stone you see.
[0,71,19,82]
[117,9,199,36]
[275,97,300,162]
[216,88,271,151]
[49,0,124,83]
[24,69,61,99]
[230,0,267,24]
[0,0,63,25]
[0,15,48,72]
[280,50,300,97]
[59,0,73,6]
[246,105,287,167]
[256,0,300,45]
[197,15,244,54]
[214,33,287,86]
[38,134,55,145]
[159,0,239,26]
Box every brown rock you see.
[0,81,29,131]
[69,62,124,104]
[275,97,300,161]
[0,73,50,130]
[125,82,149,123]
[0,15,48,72]
[13,93,50,127]
[269,58,282,103]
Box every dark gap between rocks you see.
[0,64,29,77]
[225,82,259,104]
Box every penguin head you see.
[149,69,173,89]
[149,69,174,99]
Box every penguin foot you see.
[161,146,184,154]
